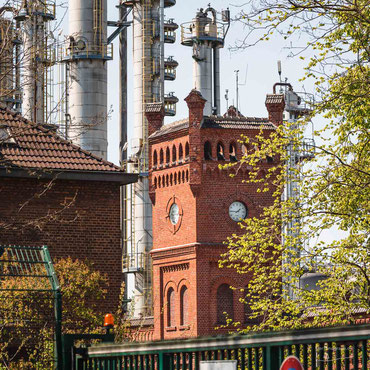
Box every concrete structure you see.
[121,0,178,319]
[62,0,112,159]
[181,7,229,115]
[145,89,284,340]
[0,106,137,312]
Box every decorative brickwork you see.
[148,90,283,340]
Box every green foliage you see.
[0,257,108,368]
[220,0,369,331]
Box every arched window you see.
[229,143,237,162]
[172,145,177,163]
[178,171,181,184]
[158,176,161,188]
[166,147,170,164]
[170,173,173,186]
[166,174,169,187]
[153,150,158,166]
[204,141,212,160]
[217,284,233,324]
[179,143,183,160]
[180,286,189,326]
[241,144,248,157]
[186,170,189,182]
[217,142,225,161]
[160,148,164,164]
[182,171,185,183]
[154,177,157,189]
[167,288,175,327]
[267,155,274,163]
[185,142,190,157]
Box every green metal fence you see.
[75,324,369,369]
[0,245,62,369]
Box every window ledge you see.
[165,326,177,332]
[179,325,190,331]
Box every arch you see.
[154,177,157,189]
[186,170,189,182]
[160,148,164,164]
[179,143,183,160]
[172,145,177,163]
[158,176,161,188]
[241,144,248,156]
[229,142,237,162]
[217,142,225,161]
[162,175,165,187]
[178,171,181,184]
[185,142,190,157]
[167,287,175,327]
[166,147,170,164]
[180,285,189,326]
[182,170,185,183]
[267,155,274,163]
[166,174,169,187]
[204,141,212,160]
[174,172,177,185]
[216,283,233,324]
[153,150,158,166]
[170,173,173,186]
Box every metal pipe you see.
[273,82,293,94]
[213,47,220,114]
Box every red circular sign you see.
[280,355,304,370]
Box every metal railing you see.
[122,252,149,273]
[75,324,369,369]
[181,21,226,45]
[58,42,113,61]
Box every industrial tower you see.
[121,0,179,319]
[181,6,230,115]
[60,0,112,160]
[0,8,21,111]
[6,0,56,124]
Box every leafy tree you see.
[220,0,369,331]
[0,257,108,368]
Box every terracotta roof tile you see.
[0,107,122,173]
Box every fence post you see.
[55,290,63,370]
[158,352,172,370]
[265,346,280,370]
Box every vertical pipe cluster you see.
[0,13,21,110]
[122,0,178,319]
[15,1,55,124]
[65,0,110,160]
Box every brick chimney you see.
[185,89,207,128]
[185,89,206,194]
[145,103,165,136]
[265,94,285,126]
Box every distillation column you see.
[121,0,178,318]
[181,7,229,115]
[63,0,111,159]
[0,11,21,110]
[15,0,55,123]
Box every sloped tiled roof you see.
[0,107,122,172]
[149,114,275,139]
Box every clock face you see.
[229,201,247,222]
[169,203,180,225]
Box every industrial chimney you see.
[181,6,230,115]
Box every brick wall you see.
[0,176,122,314]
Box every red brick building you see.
[146,90,284,340]
[0,107,137,313]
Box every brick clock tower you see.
[146,90,284,341]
